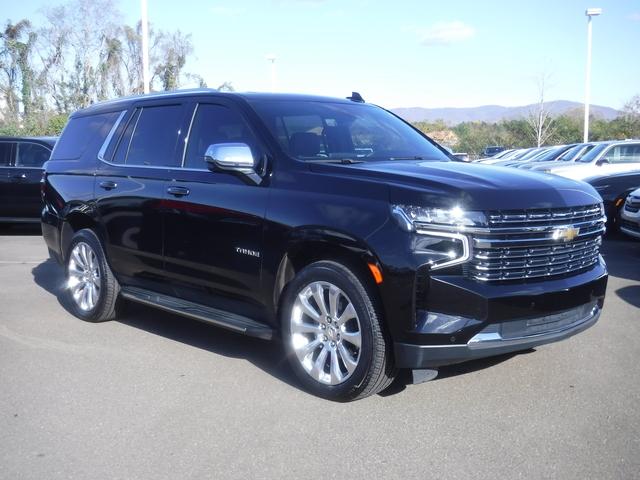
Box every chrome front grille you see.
[467,204,605,282]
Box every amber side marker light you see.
[368,263,383,284]
[615,198,624,207]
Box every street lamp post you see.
[583,7,602,142]
[141,0,150,94]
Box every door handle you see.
[99,181,118,190]
[11,173,27,180]
[167,186,190,197]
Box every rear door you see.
[10,141,52,218]
[0,141,16,218]
[95,101,190,292]
[162,99,269,318]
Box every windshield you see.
[249,100,449,162]
[557,144,583,161]
[520,148,549,161]
[530,146,564,162]
[509,148,532,160]
[578,143,609,162]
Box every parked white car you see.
[540,140,640,181]
[620,187,640,240]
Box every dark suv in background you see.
[0,136,56,224]
[481,145,505,158]
[42,90,607,401]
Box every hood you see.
[310,160,602,210]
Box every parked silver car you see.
[521,143,595,170]
[538,140,640,181]
[620,187,640,239]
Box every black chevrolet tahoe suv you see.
[42,90,608,401]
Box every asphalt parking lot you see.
[1,226,639,480]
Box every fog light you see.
[416,310,482,334]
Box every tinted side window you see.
[51,111,120,160]
[0,142,14,166]
[16,143,51,167]
[602,145,640,164]
[184,104,258,169]
[125,105,184,167]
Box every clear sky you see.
[5,0,640,109]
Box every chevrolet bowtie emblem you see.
[552,226,580,242]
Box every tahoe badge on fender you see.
[236,247,261,258]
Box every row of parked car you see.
[476,140,640,240]
[1,134,639,241]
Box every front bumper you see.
[393,260,607,369]
[395,302,601,368]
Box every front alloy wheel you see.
[281,261,396,401]
[291,281,362,385]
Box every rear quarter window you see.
[16,142,51,167]
[50,111,121,161]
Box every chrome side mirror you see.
[204,143,261,184]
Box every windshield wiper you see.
[305,158,364,164]
[389,155,428,161]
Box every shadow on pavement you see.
[380,350,528,396]
[615,286,640,309]
[601,232,640,308]
[28,246,599,400]
[0,223,42,236]
[601,232,640,282]
[31,258,299,391]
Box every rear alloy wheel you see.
[282,261,396,401]
[68,242,101,312]
[66,229,120,322]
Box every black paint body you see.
[41,91,608,369]
[0,136,56,222]
[586,171,640,226]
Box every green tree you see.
[0,19,37,119]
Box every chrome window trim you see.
[123,108,143,165]
[181,103,199,168]
[97,110,127,162]
[94,102,265,174]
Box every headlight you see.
[392,204,486,230]
[392,204,476,270]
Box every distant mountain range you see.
[391,100,620,124]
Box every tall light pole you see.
[141,0,150,94]
[266,54,277,92]
[583,7,602,142]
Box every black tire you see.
[65,228,121,322]
[280,260,396,401]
